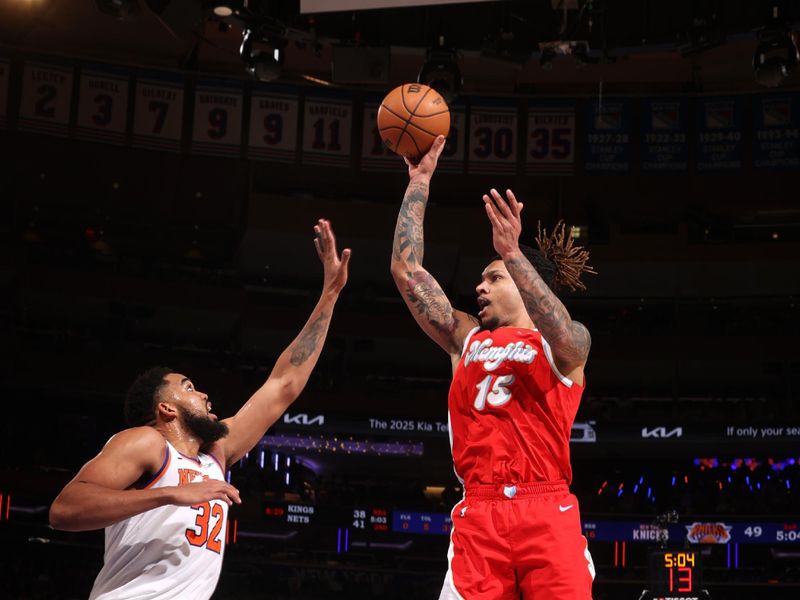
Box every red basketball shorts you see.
[439,480,595,600]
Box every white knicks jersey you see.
[89,440,229,600]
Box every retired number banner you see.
[132,73,184,153]
[640,98,688,172]
[696,96,743,172]
[192,81,243,157]
[583,98,631,173]
[75,66,130,145]
[0,59,9,129]
[302,96,353,168]
[18,62,74,137]
[526,100,575,175]
[361,100,399,172]
[468,101,518,174]
[437,104,466,174]
[249,90,299,163]
[753,94,800,171]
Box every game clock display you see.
[647,549,703,598]
[350,508,390,532]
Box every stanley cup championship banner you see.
[583,97,631,173]
[132,72,184,153]
[19,62,74,137]
[0,59,10,129]
[696,96,743,172]
[75,66,129,145]
[248,88,299,163]
[192,80,244,157]
[3,55,799,175]
[526,100,575,175]
[753,94,800,171]
[640,97,688,172]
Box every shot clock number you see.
[664,551,695,593]
[648,549,701,595]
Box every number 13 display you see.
[648,550,702,596]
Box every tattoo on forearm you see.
[289,311,330,366]
[504,257,591,363]
[405,270,478,350]
[392,180,429,266]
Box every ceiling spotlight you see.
[418,41,462,104]
[241,30,282,82]
[95,0,140,20]
[213,5,234,18]
[208,1,246,19]
[753,9,799,88]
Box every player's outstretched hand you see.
[406,135,446,180]
[169,480,242,507]
[483,188,524,259]
[314,218,351,295]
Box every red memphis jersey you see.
[448,326,585,487]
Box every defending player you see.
[50,219,350,600]
[391,136,596,599]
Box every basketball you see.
[377,83,450,163]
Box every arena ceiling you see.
[1,1,799,93]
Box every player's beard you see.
[480,315,501,332]
[178,406,229,445]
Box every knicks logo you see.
[178,468,209,486]
[464,339,537,372]
[685,522,732,544]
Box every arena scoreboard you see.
[645,549,706,600]
[350,507,390,532]
[262,502,390,532]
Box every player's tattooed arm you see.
[391,138,478,357]
[404,269,479,354]
[220,219,348,466]
[289,311,331,366]
[482,187,589,373]
[504,254,591,369]
[391,179,429,266]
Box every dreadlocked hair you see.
[535,220,597,292]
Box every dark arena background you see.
[1,1,800,599]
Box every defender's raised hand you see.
[406,135,447,180]
[483,188,525,259]
[314,219,351,295]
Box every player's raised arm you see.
[482,188,592,378]
[219,219,350,466]
[390,135,479,359]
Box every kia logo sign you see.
[641,426,683,439]
[283,413,325,426]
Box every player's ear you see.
[156,401,178,421]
